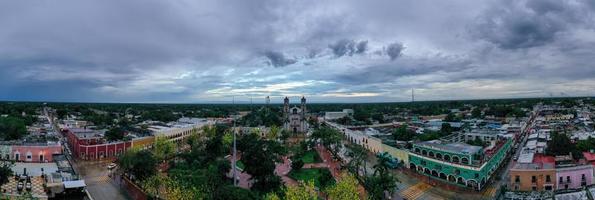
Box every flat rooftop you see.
[417,140,482,155]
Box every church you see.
[283,96,309,133]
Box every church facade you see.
[283,96,308,133]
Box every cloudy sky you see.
[1,0,594,103]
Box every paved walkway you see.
[275,156,298,186]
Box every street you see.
[72,160,129,200]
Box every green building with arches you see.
[408,138,513,190]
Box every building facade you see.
[0,142,62,162]
[283,96,308,133]
[556,165,593,190]
[510,164,556,191]
[408,139,513,190]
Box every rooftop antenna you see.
[232,96,238,186]
[411,88,415,103]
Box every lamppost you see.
[232,96,238,187]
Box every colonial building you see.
[283,96,308,133]
[408,138,513,191]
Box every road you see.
[44,107,129,200]
[72,160,129,200]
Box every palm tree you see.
[347,144,367,177]
[268,125,280,140]
[373,152,391,176]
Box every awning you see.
[63,180,86,189]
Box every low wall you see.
[121,176,148,200]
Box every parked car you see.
[107,163,117,170]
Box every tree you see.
[445,113,459,122]
[347,144,368,177]
[471,108,482,118]
[268,125,280,140]
[56,109,68,119]
[318,168,334,188]
[326,174,360,200]
[118,149,157,181]
[440,123,453,136]
[285,181,318,200]
[263,193,281,200]
[0,117,27,140]
[311,126,342,155]
[153,137,176,162]
[239,133,286,193]
[291,159,304,171]
[546,132,575,156]
[393,125,415,141]
[0,161,13,185]
[105,127,125,141]
[364,173,398,200]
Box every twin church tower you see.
[282,96,308,133]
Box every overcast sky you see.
[1,0,594,103]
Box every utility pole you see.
[232,96,238,186]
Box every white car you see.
[107,163,117,170]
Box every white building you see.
[324,109,354,120]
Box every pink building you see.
[10,143,63,162]
[555,164,593,190]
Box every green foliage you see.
[104,126,125,141]
[56,109,68,119]
[325,174,360,200]
[288,168,335,188]
[239,133,286,193]
[0,116,27,140]
[284,181,318,200]
[311,126,342,154]
[153,137,176,162]
[346,144,368,177]
[444,113,460,122]
[299,150,322,164]
[440,123,453,135]
[546,132,576,156]
[240,107,282,127]
[118,149,157,181]
[466,138,485,147]
[471,108,482,118]
[0,161,14,185]
[291,159,304,171]
[576,137,595,152]
[364,172,398,200]
[393,125,415,141]
[217,185,260,200]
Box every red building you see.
[63,128,132,160]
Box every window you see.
[582,174,586,181]
[531,176,536,183]
[532,186,537,191]
[515,176,520,183]
[546,175,551,183]
[567,176,571,183]
[545,186,552,191]
[559,177,563,184]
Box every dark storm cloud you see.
[471,0,594,49]
[386,42,405,60]
[264,51,297,68]
[356,41,368,54]
[336,56,474,85]
[1,0,594,102]
[328,39,367,57]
